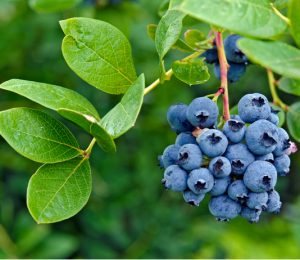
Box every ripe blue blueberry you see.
[256,153,274,163]
[162,144,180,168]
[209,195,242,221]
[267,108,280,126]
[201,46,218,64]
[238,93,271,123]
[186,97,219,128]
[228,180,248,203]
[210,176,231,197]
[178,144,202,171]
[266,190,282,214]
[197,129,228,157]
[187,168,214,194]
[246,192,268,210]
[231,114,242,121]
[224,143,255,174]
[183,190,205,206]
[240,207,262,223]
[274,154,291,176]
[157,155,164,169]
[208,156,231,178]
[246,119,279,155]
[244,161,277,192]
[273,128,290,156]
[223,119,246,143]
[162,165,188,192]
[224,34,248,64]
[214,62,247,83]
[167,103,194,133]
[175,132,197,146]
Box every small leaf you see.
[27,157,91,224]
[238,39,300,80]
[278,77,300,96]
[174,0,287,39]
[287,102,300,142]
[288,0,300,47]
[184,29,206,49]
[158,0,170,17]
[0,108,81,163]
[29,0,81,13]
[100,74,145,138]
[60,17,137,95]
[147,24,157,41]
[172,58,210,85]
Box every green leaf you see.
[273,0,289,9]
[278,77,300,96]
[0,108,81,163]
[29,0,81,13]
[172,58,210,85]
[174,0,287,39]
[287,102,300,142]
[147,24,157,41]
[238,38,300,80]
[100,74,145,138]
[60,17,137,95]
[184,29,206,49]
[27,157,91,224]
[288,0,300,47]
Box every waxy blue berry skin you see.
[197,129,228,158]
[162,165,188,192]
[167,103,194,133]
[267,110,280,126]
[183,190,205,206]
[214,62,247,83]
[266,190,282,214]
[210,176,231,196]
[201,47,218,64]
[187,168,214,194]
[224,34,248,64]
[256,153,274,163]
[209,195,242,221]
[244,161,277,192]
[209,156,231,178]
[223,119,246,143]
[175,132,197,146]
[224,143,255,174]
[240,207,262,223]
[273,128,290,157]
[178,144,202,171]
[186,97,219,128]
[274,154,291,176]
[228,180,249,202]
[238,93,271,123]
[246,192,268,210]
[157,155,164,169]
[246,119,279,155]
[162,144,180,168]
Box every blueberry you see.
[167,103,194,133]
[246,192,268,210]
[210,176,231,196]
[274,154,291,176]
[223,119,246,143]
[209,195,242,221]
[175,132,197,146]
[201,46,218,64]
[214,62,247,83]
[186,97,219,128]
[267,108,280,126]
[187,168,214,194]
[183,190,205,206]
[197,129,228,157]
[178,144,202,171]
[162,165,188,192]
[238,93,271,123]
[243,161,277,192]
[266,190,282,214]
[224,143,255,174]
[256,153,274,163]
[231,114,242,121]
[162,144,180,168]
[228,180,248,203]
[208,156,231,178]
[246,119,279,155]
[240,207,262,223]
[224,34,248,64]
[157,155,164,169]
[273,128,290,156]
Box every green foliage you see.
[184,29,206,50]
[279,78,300,96]
[287,102,300,142]
[289,0,300,47]
[29,0,82,13]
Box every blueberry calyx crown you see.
[195,111,209,123]
[261,133,277,147]
[252,97,266,107]
[228,120,245,132]
[232,159,244,169]
[194,180,207,190]
[207,133,222,144]
[213,159,224,173]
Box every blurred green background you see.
[0,0,300,258]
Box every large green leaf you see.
[60,17,137,95]
[100,74,145,138]
[174,0,287,38]
[0,108,81,163]
[287,102,300,142]
[27,157,91,224]
[238,39,300,80]
[29,0,81,13]
[288,0,300,47]
[278,78,300,96]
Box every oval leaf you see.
[100,74,145,138]
[289,0,300,47]
[174,0,287,39]
[29,0,81,13]
[172,58,210,85]
[0,108,81,163]
[60,17,137,95]
[238,39,300,80]
[287,102,300,142]
[27,157,91,224]
[278,77,300,96]
[184,29,206,49]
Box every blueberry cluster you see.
[202,34,249,83]
[158,93,292,223]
